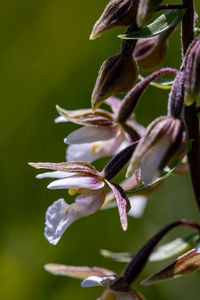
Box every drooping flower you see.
[55,97,144,163]
[127,115,187,184]
[44,263,146,300]
[29,161,130,244]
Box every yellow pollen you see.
[92,143,102,154]
[65,207,71,215]
[68,188,92,196]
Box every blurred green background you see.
[1,1,200,299]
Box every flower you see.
[44,263,145,300]
[29,161,130,244]
[55,97,144,163]
[127,116,187,184]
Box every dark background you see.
[1,1,200,299]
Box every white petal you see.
[196,243,200,253]
[54,116,69,123]
[140,137,170,185]
[36,171,75,179]
[105,96,122,116]
[45,189,106,244]
[81,275,113,287]
[47,175,105,190]
[44,198,76,245]
[66,131,126,163]
[65,126,119,144]
[128,196,147,218]
[66,143,104,163]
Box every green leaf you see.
[127,160,179,194]
[119,9,186,40]
[100,249,133,263]
[139,75,173,90]
[142,248,200,285]
[194,27,200,38]
[150,232,200,262]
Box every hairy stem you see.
[117,68,178,123]
[182,0,200,213]
[122,220,200,284]
[157,4,186,11]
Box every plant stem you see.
[182,0,200,213]
[117,68,178,123]
[157,4,186,11]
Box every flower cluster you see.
[30,0,200,299]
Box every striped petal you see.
[105,181,129,231]
[47,175,105,190]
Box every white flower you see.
[44,263,143,300]
[29,161,130,244]
[127,116,187,184]
[55,97,144,163]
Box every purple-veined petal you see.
[36,171,76,179]
[29,161,99,176]
[65,125,119,144]
[128,196,147,218]
[66,131,126,163]
[44,264,114,279]
[47,175,105,190]
[105,96,122,116]
[81,275,115,287]
[105,181,129,231]
[45,189,106,244]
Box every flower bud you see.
[92,53,138,110]
[168,71,185,118]
[126,116,187,184]
[133,35,168,71]
[184,37,200,105]
[90,0,139,40]
[137,0,163,27]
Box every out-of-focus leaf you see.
[141,248,200,285]
[139,75,173,90]
[150,232,200,262]
[119,9,186,39]
[100,249,133,263]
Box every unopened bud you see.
[133,35,168,71]
[127,116,187,184]
[184,37,200,105]
[137,0,163,27]
[168,71,185,118]
[90,0,139,40]
[92,53,138,110]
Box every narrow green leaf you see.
[139,75,173,90]
[142,248,200,285]
[119,9,186,40]
[127,160,179,194]
[150,232,200,262]
[100,249,133,263]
